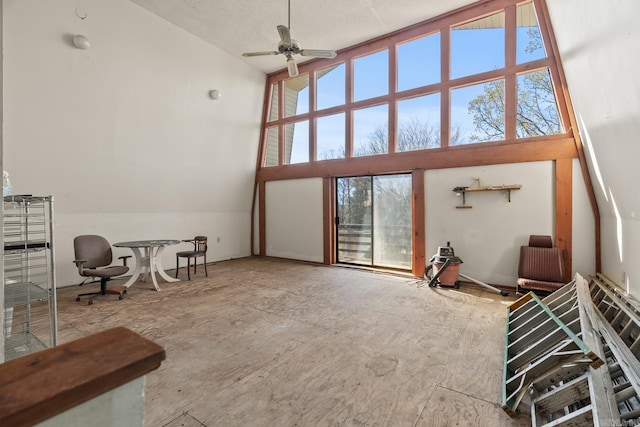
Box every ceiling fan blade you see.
[242,51,280,57]
[277,25,292,45]
[286,56,299,78]
[300,49,337,59]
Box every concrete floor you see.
[55,257,531,426]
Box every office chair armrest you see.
[73,259,88,274]
[118,255,132,267]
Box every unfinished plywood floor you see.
[55,257,531,427]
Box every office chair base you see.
[76,282,127,305]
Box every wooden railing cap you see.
[0,327,166,426]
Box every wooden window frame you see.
[252,0,601,277]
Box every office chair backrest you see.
[74,235,114,269]
[518,234,565,283]
[528,235,553,248]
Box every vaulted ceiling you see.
[130,0,478,74]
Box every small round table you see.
[114,240,181,291]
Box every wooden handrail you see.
[0,327,166,426]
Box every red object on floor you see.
[433,262,460,287]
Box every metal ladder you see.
[587,274,640,424]
[523,274,640,426]
[502,280,604,417]
[529,275,616,426]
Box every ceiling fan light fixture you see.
[241,0,336,74]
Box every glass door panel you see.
[336,176,372,266]
[373,175,412,269]
[336,174,412,270]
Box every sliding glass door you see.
[336,174,412,270]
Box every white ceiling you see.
[130,0,478,74]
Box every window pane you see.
[284,120,309,164]
[336,176,372,266]
[451,79,505,145]
[451,12,505,79]
[317,113,345,160]
[517,69,562,137]
[284,74,309,118]
[268,83,279,122]
[397,93,441,151]
[397,33,440,91]
[316,63,345,110]
[372,174,412,269]
[517,2,546,64]
[353,104,388,156]
[264,126,279,166]
[354,50,389,102]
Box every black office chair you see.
[73,235,131,305]
[175,236,208,280]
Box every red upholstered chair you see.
[516,235,566,294]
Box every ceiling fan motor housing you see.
[278,39,301,55]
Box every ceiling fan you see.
[242,0,337,77]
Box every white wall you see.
[263,162,595,286]
[572,158,596,279]
[547,0,640,296]
[3,0,265,286]
[265,178,323,262]
[39,377,145,427]
[426,162,554,286]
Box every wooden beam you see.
[504,4,516,140]
[250,180,257,256]
[555,158,572,282]
[0,327,165,427]
[440,25,450,147]
[254,76,271,172]
[257,136,577,182]
[259,180,266,256]
[412,170,426,277]
[388,39,398,154]
[323,177,335,265]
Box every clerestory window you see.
[260,0,565,168]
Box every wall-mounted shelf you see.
[453,179,522,208]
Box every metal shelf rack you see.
[3,195,57,361]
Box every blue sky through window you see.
[317,64,345,110]
[397,33,440,92]
[287,120,309,164]
[283,1,548,165]
[354,105,388,156]
[354,50,389,101]
[317,113,346,160]
[451,14,505,79]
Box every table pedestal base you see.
[119,245,180,291]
